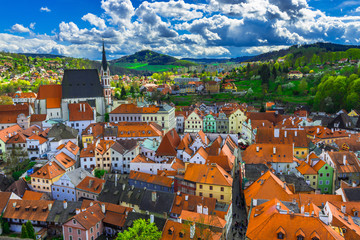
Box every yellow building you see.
[31,162,65,193]
[184,109,204,133]
[296,161,318,189]
[95,140,115,171]
[184,163,233,203]
[205,81,220,93]
[228,108,247,134]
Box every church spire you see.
[102,40,108,71]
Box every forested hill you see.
[109,50,196,67]
[248,42,360,62]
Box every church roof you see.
[102,42,108,71]
[61,69,104,99]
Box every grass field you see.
[114,62,183,72]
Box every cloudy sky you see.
[1,0,360,60]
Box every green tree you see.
[0,96,13,105]
[21,224,29,238]
[121,86,127,99]
[3,221,10,234]
[116,219,161,240]
[259,64,270,84]
[298,79,308,95]
[26,220,35,239]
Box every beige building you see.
[109,103,175,133]
[95,139,115,172]
[31,162,65,193]
[184,109,203,133]
[228,109,247,134]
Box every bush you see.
[94,169,107,179]
[3,221,10,234]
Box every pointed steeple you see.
[102,40,108,71]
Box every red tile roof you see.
[3,199,54,222]
[31,162,65,180]
[129,171,173,188]
[0,104,30,124]
[68,102,94,121]
[76,176,105,194]
[110,103,160,114]
[67,203,105,230]
[184,163,232,186]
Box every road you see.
[228,151,248,240]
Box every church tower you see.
[101,41,112,106]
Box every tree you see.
[298,79,308,95]
[272,67,277,79]
[116,219,161,240]
[26,220,35,239]
[3,221,10,234]
[21,224,29,238]
[259,64,270,84]
[0,96,13,105]
[121,86,127,99]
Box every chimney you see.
[352,182,357,187]
[101,204,106,214]
[256,146,259,152]
[284,131,287,138]
[122,184,125,190]
[283,182,286,190]
[48,203,52,211]
[90,202,93,206]
[84,142,87,148]
[317,128,320,133]
[343,155,347,165]
[341,204,346,214]
[76,208,80,214]
[197,204,203,214]
[63,200,67,209]
[276,202,281,210]
[261,171,264,176]
[190,223,195,239]
[150,214,154,224]
[274,128,280,138]
[273,147,276,154]
[253,199,257,207]
[301,205,304,214]
[185,195,189,201]
[295,130,297,137]
[89,179,94,188]
[151,191,157,202]
[79,104,82,112]
[89,127,93,134]
[203,206,208,215]
[177,191,180,196]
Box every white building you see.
[111,139,139,174]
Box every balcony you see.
[27,146,39,151]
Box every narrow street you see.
[228,152,248,240]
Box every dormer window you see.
[277,233,284,239]
[297,236,304,240]
[73,219,76,224]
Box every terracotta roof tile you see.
[171,193,216,216]
[0,125,22,143]
[68,102,94,121]
[28,134,47,145]
[179,210,226,229]
[54,152,76,170]
[3,199,54,222]
[110,103,159,114]
[68,203,104,230]
[31,162,65,180]
[184,163,232,186]
[0,104,30,124]
[156,129,180,156]
[30,114,47,122]
[76,176,105,194]
[242,144,294,164]
[296,161,317,175]
[129,170,173,188]
[22,190,45,200]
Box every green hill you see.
[109,50,197,73]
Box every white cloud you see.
[10,24,31,33]
[244,45,289,54]
[40,7,51,12]
[356,6,360,12]
[101,0,135,27]
[29,23,36,30]
[82,13,107,30]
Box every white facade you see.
[67,119,95,136]
[184,111,203,133]
[80,156,96,170]
[111,145,140,174]
[27,139,48,160]
[130,161,173,175]
[176,115,184,133]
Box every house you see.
[3,199,54,232]
[325,151,360,188]
[12,91,37,104]
[35,84,62,119]
[95,140,115,171]
[139,190,175,219]
[66,102,96,135]
[52,168,92,201]
[306,126,349,144]
[30,114,47,128]
[216,111,229,134]
[0,104,31,129]
[128,171,174,193]
[205,81,220,93]
[109,103,176,133]
[62,203,105,240]
[184,109,204,133]
[6,178,30,198]
[228,108,247,134]
[0,124,22,159]
[161,219,222,240]
[309,153,335,194]
[222,82,237,92]
[111,139,139,174]
[246,198,344,240]
[242,144,296,174]
[27,134,48,160]
[296,161,318,189]
[80,143,96,171]
[180,163,232,203]
[336,181,360,202]
[22,190,50,200]
[203,114,217,133]
[114,122,163,141]
[53,152,76,172]
[76,176,105,201]
[328,113,355,130]
[0,192,21,214]
[287,70,303,79]
[179,210,226,234]
[46,200,82,236]
[55,141,80,161]
[31,162,65,193]
[47,123,78,153]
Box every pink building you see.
[62,203,105,240]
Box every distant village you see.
[0,45,360,240]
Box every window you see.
[277,233,284,239]
[326,180,330,185]
[68,227,72,233]
[69,236,73,240]
[96,223,99,229]
[221,187,224,192]
[319,173,323,177]
[220,195,224,200]
[297,236,304,240]
[209,193,213,198]
[209,186,213,190]
[319,180,323,185]
[90,227,93,233]
[77,230,81,235]
[324,188,328,192]
[199,192,202,196]
[199,185,203,189]
[313,176,316,179]
[326,173,330,177]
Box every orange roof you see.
[0,104,30,124]
[28,134,47,144]
[312,159,326,172]
[246,198,344,240]
[0,125,22,143]
[30,114,47,122]
[68,102,94,121]
[3,200,54,222]
[76,176,105,194]
[251,120,273,130]
[6,133,26,144]
[96,139,115,155]
[184,163,232,186]
[179,210,226,229]
[54,152,76,169]
[306,126,349,140]
[22,190,45,200]
[256,128,309,148]
[242,144,293,164]
[68,203,105,230]
[206,155,233,172]
[110,103,159,114]
[156,129,180,156]
[171,193,216,216]
[31,162,65,180]
[178,133,193,150]
[46,98,61,109]
[80,144,96,158]
[244,171,293,206]
[328,152,360,173]
[37,85,62,100]
[13,92,37,99]
[63,141,79,155]
[131,154,156,163]
[114,122,163,138]
[296,161,317,175]
[193,146,208,159]
[161,220,221,240]
[129,171,173,188]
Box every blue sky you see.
[1,0,360,60]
